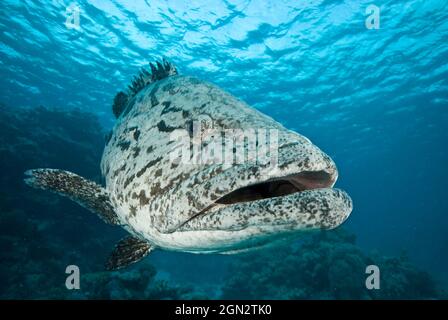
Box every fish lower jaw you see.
[180,187,353,233]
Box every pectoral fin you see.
[105,236,154,270]
[24,168,120,225]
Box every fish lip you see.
[179,187,353,232]
[178,168,347,231]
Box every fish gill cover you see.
[0,0,447,300]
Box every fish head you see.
[102,75,352,253]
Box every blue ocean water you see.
[0,0,447,299]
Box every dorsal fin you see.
[112,58,178,118]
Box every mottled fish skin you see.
[101,74,352,253]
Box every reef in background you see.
[220,229,446,300]
[0,104,445,300]
[0,104,198,299]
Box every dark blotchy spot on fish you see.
[250,166,258,176]
[133,129,140,141]
[157,120,177,133]
[160,101,182,115]
[186,120,194,136]
[136,157,163,178]
[186,191,196,206]
[149,181,162,197]
[125,126,138,133]
[162,83,173,92]
[129,205,137,218]
[132,146,140,158]
[162,82,179,95]
[154,168,163,178]
[112,163,126,178]
[117,140,131,151]
[137,190,150,206]
[151,94,159,107]
[123,174,135,189]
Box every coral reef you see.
[67,263,199,300]
[220,230,443,300]
[0,104,195,299]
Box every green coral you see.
[70,264,193,299]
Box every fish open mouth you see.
[215,170,335,205]
[178,167,352,233]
